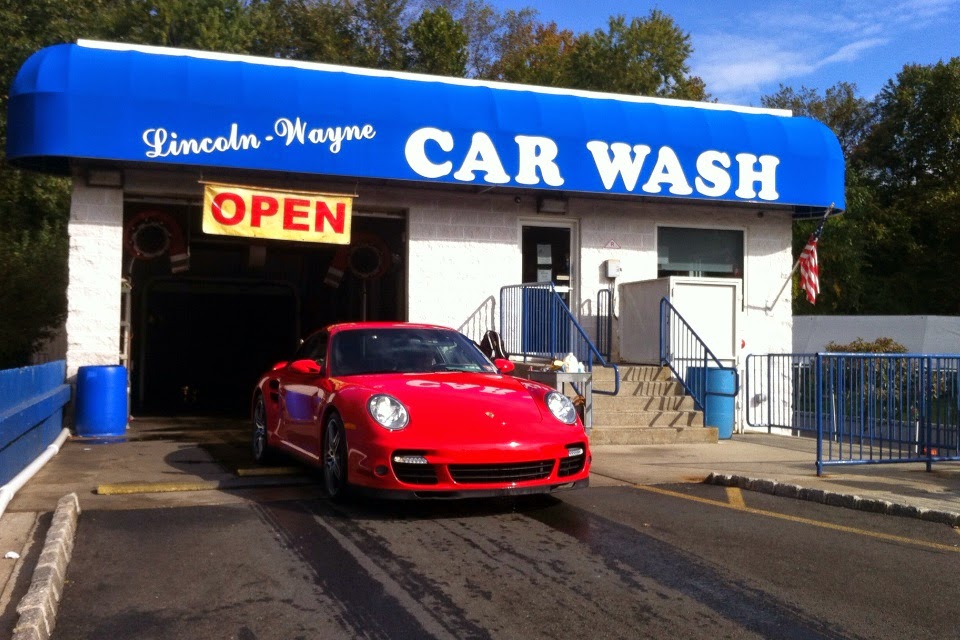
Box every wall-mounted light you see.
[86,169,123,188]
[537,197,567,214]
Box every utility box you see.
[604,259,622,279]
[618,277,742,365]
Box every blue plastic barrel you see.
[687,366,737,439]
[75,365,128,437]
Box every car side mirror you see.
[289,359,323,375]
[493,358,515,374]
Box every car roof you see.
[325,321,455,335]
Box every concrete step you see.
[592,409,704,427]
[589,425,719,445]
[591,365,672,382]
[593,394,695,411]
[613,380,686,397]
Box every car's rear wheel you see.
[252,394,274,464]
[323,412,350,501]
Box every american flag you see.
[799,232,820,304]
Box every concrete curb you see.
[705,473,960,527]
[12,493,81,640]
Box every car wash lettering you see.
[403,127,781,202]
[201,182,353,245]
[406,380,516,395]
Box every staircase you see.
[589,365,718,445]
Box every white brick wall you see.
[65,182,124,380]
[62,173,795,397]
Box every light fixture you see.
[537,197,567,214]
[86,169,123,188]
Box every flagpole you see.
[765,204,834,312]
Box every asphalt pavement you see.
[2,417,959,637]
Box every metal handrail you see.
[500,283,620,395]
[659,296,738,410]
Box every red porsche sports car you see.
[251,322,591,500]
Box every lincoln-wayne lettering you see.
[403,126,781,201]
[142,118,376,158]
[274,118,376,153]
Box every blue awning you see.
[7,41,845,213]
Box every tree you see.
[0,0,122,367]
[422,0,501,78]
[858,59,960,314]
[246,0,355,64]
[762,83,879,314]
[406,6,468,76]
[762,82,874,159]
[565,12,706,99]
[345,0,409,69]
[487,15,575,87]
[107,0,254,52]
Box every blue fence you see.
[0,361,71,485]
[500,283,619,395]
[745,353,960,475]
[659,297,739,413]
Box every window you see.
[658,227,743,279]
[294,331,328,364]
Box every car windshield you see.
[329,327,497,376]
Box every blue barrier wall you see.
[0,361,71,485]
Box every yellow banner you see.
[202,182,352,244]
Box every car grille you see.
[448,460,554,484]
[392,461,439,485]
[558,451,586,476]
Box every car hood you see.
[341,372,577,439]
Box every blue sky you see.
[486,0,959,106]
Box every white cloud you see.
[686,0,957,103]
[818,38,888,66]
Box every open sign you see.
[202,182,353,244]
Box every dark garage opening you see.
[126,202,406,417]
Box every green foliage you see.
[107,0,254,52]
[406,6,468,76]
[0,222,68,368]
[765,59,960,316]
[487,18,575,86]
[565,12,706,99]
[825,337,907,354]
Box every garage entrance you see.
[125,202,406,416]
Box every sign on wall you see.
[202,182,353,244]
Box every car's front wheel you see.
[322,412,350,501]
[252,394,274,464]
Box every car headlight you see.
[545,391,578,425]
[368,394,409,430]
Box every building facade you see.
[7,40,845,421]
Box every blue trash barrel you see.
[75,365,128,437]
[687,366,737,440]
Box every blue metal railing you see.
[596,288,613,361]
[500,283,619,395]
[659,297,738,411]
[745,353,960,474]
[0,361,72,485]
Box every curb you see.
[12,493,81,640]
[705,473,960,527]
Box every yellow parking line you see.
[97,480,222,495]
[635,484,960,554]
[725,487,746,509]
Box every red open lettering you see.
[251,195,279,228]
[316,202,346,233]
[283,198,310,231]
[211,192,245,225]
